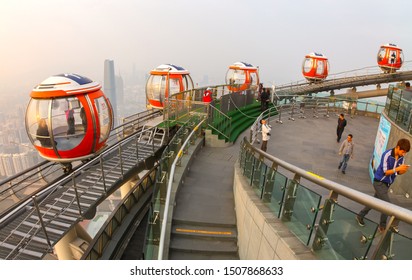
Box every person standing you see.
[260,88,270,112]
[356,138,410,233]
[36,118,52,147]
[336,113,347,142]
[402,82,412,101]
[65,107,75,135]
[258,83,263,96]
[338,134,354,174]
[80,106,87,132]
[203,87,213,103]
[260,119,271,152]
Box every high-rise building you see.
[0,156,6,177]
[116,75,124,117]
[1,154,15,177]
[12,153,24,174]
[104,59,117,125]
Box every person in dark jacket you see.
[36,118,53,147]
[260,88,270,112]
[336,113,347,142]
[80,106,87,132]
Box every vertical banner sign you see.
[369,116,391,182]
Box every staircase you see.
[209,101,276,143]
[168,146,239,260]
[169,220,238,260]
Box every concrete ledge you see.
[233,161,317,260]
[205,130,232,148]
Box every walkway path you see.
[168,111,412,260]
[262,112,412,235]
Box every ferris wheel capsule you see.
[225,62,259,92]
[25,73,113,170]
[145,64,194,109]
[302,52,329,82]
[377,43,403,73]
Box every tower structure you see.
[104,59,117,125]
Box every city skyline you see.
[1,0,412,178]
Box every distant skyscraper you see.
[1,154,15,177]
[104,59,117,125]
[116,75,124,116]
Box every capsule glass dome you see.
[377,43,403,73]
[302,52,329,82]
[145,64,194,109]
[225,62,259,91]
[25,73,113,163]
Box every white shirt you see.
[262,124,271,141]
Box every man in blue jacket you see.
[356,138,410,233]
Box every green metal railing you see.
[166,84,256,142]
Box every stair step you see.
[173,218,236,229]
[172,223,237,240]
[169,235,238,254]
[169,250,239,260]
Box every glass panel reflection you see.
[282,183,321,245]
[243,151,254,179]
[372,232,412,260]
[313,203,377,260]
[262,169,287,218]
[251,159,266,197]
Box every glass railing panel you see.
[365,103,377,113]
[239,144,246,169]
[144,217,159,260]
[384,97,391,113]
[281,183,321,245]
[388,98,400,121]
[396,100,412,131]
[251,159,267,197]
[313,203,377,260]
[372,232,412,260]
[243,151,254,179]
[262,169,287,218]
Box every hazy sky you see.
[1,0,412,108]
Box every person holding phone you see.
[356,138,410,233]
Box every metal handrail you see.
[208,103,231,140]
[241,136,412,225]
[157,118,206,260]
[0,109,162,216]
[0,124,159,225]
[249,96,385,145]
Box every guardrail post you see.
[72,173,83,217]
[99,156,107,194]
[312,191,338,251]
[281,174,300,221]
[118,146,124,177]
[32,195,53,251]
[135,134,139,161]
[371,216,398,260]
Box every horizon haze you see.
[1,0,412,111]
